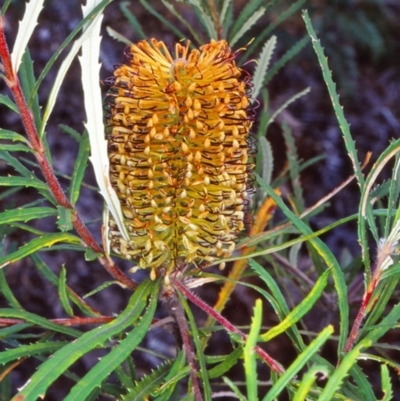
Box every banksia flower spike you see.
[106,39,255,279]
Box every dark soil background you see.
[1,0,400,400]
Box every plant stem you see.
[0,17,137,291]
[165,287,204,401]
[172,277,285,374]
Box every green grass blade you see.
[11,279,156,401]
[58,265,74,317]
[0,341,67,365]
[0,309,81,338]
[0,207,56,225]
[0,233,81,268]
[260,269,330,342]
[263,325,334,401]
[65,280,160,400]
[256,175,349,356]
[244,299,262,401]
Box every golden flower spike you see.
[105,39,255,280]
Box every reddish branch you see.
[172,277,285,374]
[0,18,137,291]
[0,316,115,327]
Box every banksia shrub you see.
[106,39,255,278]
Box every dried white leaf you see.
[11,0,45,73]
[80,0,130,246]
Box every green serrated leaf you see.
[380,364,393,401]
[123,360,173,401]
[0,176,48,191]
[0,207,57,225]
[292,365,330,401]
[229,0,265,42]
[252,36,276,99]
[0,341,67,365]
[58,265,74,317]
[263,325,334,401]
[0,233,81,269]
[58,124,82,142]
[230,6,266,47]
[84,247,102,262]
[56,206,73,232]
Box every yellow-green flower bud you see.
[106,39,255,277]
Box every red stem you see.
[0,316,115,327]
[0,18,137,291]
[172,277,285,374]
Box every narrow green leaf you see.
[261,269,330,342]
[380,364,393,401]
[229,0,265,42]
[222,377,247,401]
[0,341,67,365]
[244,299,262,401]
[0,96,18,113]
[0,207,57,225]
[318,338,371,401]
[31,254,100,317]
[68,131,90,205]
[119,1,146,39]
[0,309,81,338]
[59,124,82,142]
[263,36,310,86]
[186,0,217,40]
[256,176,349,356]
[0,176,48,191]
[138,0,188,42]
[12,279,157,401]
[292,365,329,401]
[56,206,73,232]
[179,293,212,401]
[208,347,242,379]
[0,130,28,143]
[252,36,276,99]
[348,365,376,400]
[0,323,32,339]
[0,269,23,309]
[0,144,32,152]
[0,151,35,178]
[0,233,81,269]
[230,6,265,47]
[263,325,334,401]
[58,266,74,317]
[18,50,42,132]
[66,281,160,400]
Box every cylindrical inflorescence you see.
[106,39,255,277]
